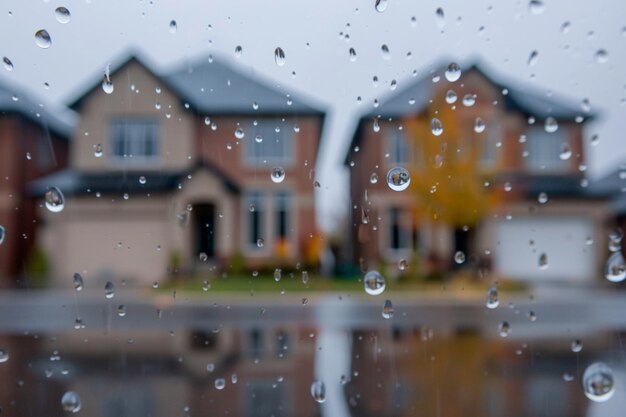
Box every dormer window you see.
[110,119,160,162]
[524,125,569,172]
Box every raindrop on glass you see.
[595,49,608,64]
[474,118,485,133]
[55,7,71,24]
[370,173,378,184]
[382,299,394,319]
[582,362,614,402]
[349,48,357,62]
[375,0,388,13]
[454,251,465,264]
[435,7,445,28]
[104,281,115,299]
[604,252,626,282]
[256,238,264,248]
[527,50,539,66]
[61,391,81,413]
[139,176,146,185]
[271,167,285,183]
[528,0,545,14]
[234,45,242,58]
[538,192,548,204]
[0,349,9,363]
[45,187,65,213]
[386,167,411,191]
[445,90,457,104]
[234,128,244,139]
[73,273,84,291]
[559,144,572,160]
[0,225,5,246]
[462,94,476,107]
[34,29,52,49]
[498,321,510,337]
[94,143,103,157]
[274,47,286,66]
[214,378,226,390]
[538,253,549,270]
[363,270,386,295]
[485,287,499,309]
[169,20,177,34]
[117,305,126,317]
[274,268,282,282]
[310,380,326,403]
[444,62,461,82]
[571,339,583,353]
[102,76,114,95]
[544,117,558,133]
[398,258,408,271]
[2,57,13,71]
[381,44,390,60]
[431,118,443,136]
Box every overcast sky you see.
[1,0,624,231]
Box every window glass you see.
[110,119,160,161]
[524,126,569,172]
[244,120,293,166]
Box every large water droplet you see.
[559,143,572,160]
[61,391,81,413]
[498,321,510,337]
[474,118,485,133]
[604,252,626,282]
[462,94,476,107]
[271,167,286,183]
[485,287,499,309]
[386,167,411,191]
[0,348,9,363]
[256,238,264,248]
[454,251,465,264]
[527,50,539,66]
[102,75,114,94]
[528,0,545,14]
[35,30,52,49]
[55,7,71,24]
[445,90,457,104]
[234,128,244,139]
[538,253,549,270]
[582,362,614,402]
[3,57,14,71]
[382,299,394,319]
[381,44,390,60]
[310,380,326,403]
[375,0,388,13]
[370,173,378,184]
[0,225,5,245]
[117,305,127,317]
[444,63,461,82]
[274,47,286,66]
[104,281,115,299]
[364,271,386,295]
[431,118,443,136]
[73,273,84,291]
[214,378,226,390]
[544,117,558,133]
[45,187,65,213]
[349,47,357,62]
[538,192,548,204]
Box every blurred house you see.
[0,79,72,287]
[32,52,325,286]
[344,59,613,283]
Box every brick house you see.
[344,59,613,283]
[0,78,72,287]
[32,52,325,286]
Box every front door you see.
[193,203,216,260]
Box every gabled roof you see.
[68,50,325,117]
[345,57,594,165]
[0,77,75,138]
[28,160,240,198]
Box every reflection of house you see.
[32,52,325,286]
[0,79,72,286]
[344,60,612,283]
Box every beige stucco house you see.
[32,52,326,286]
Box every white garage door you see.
[493,217,595,283]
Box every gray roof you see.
[165,55,324,116]
[0,77,75,138]
[361,58,587,120]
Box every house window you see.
[110,119,160,161]
[388,128,409,165]
[389,207,411,250]
[245,120,293,166]
[480,121,500,169]
[248,328,263,358]
[275,192,290,240]
[524,126,569,172]
[275,330,289,358]
[246,192,264,249]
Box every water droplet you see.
[528,50,539,66]
[372,119,381,133]
[347,47,358,62]
[271,167,285,183]
[485,287,499,309]
[310,380,326,403]
[169,20,177,34]
[45,187,65,213]
[445,90,457,104]
[431,118,443,136]
[370,173,378,184]
[595,49,608,64]
[55,7,71,24]
[3,56,14,71]
[462,94,476,107]
[381,44,390,60]
[117,305,126,317]
[604,252,626,282]
[234,45,242,58]
[559,143,572,160]
[61,391,82,413]
[528,310,537,322]
[386,167,411,191]
[375,0,388,13]
[571,339,583,353]
[274,47,286,66]
[528,0,545,14]
[274,268,282,282]
[0,348,9,363]
[364,270,386,295]
[538,253,549,270]
[0,225,5,245]
[102,75,114,95]
[256,238,264,248]
[214,378,226,390]
[138,176,147,185]
[398,259,408,271]
[499,321,510,337]
[234,128,244,139]
[474,118,485,133]
[444,62,461,82]
[544,117,558,133]
[94,143,103,157]
[35,29,52,49]
[302,271,309,284]
[73,273,84,291]
[454,251,465,264]
[435,7,445,28]
[582,362,614,402]
[382,299,394,319]
[104,281,115,299]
